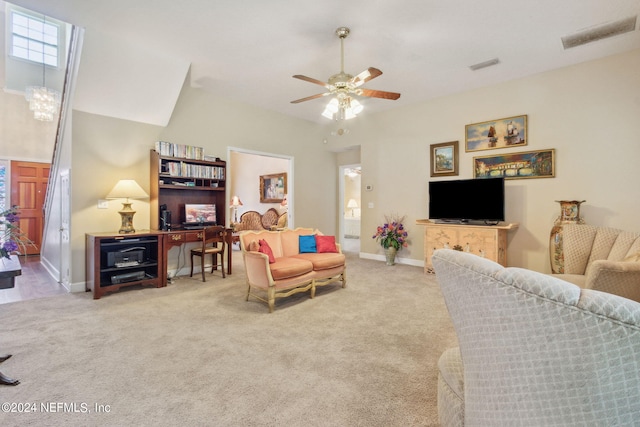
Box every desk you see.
[0,255,22,289]
[160,228,234,284]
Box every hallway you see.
[0,256,67,305]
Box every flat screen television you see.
[428,177,505,224]
[184,203,217,225]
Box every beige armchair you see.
[432,249,640,426]
[552,224,640,302]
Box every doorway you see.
[10,160,50,255]
[227,147,293,231]
[339,164,361,253]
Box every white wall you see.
[0,90,56,161]
[326,49,640,272]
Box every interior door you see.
[10,161,50,255]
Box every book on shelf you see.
[154,141,204,160]
[162,161,225,180]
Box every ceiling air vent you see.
[562,16,637,49]
[469,58,500,71]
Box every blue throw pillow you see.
[299,235,317,253]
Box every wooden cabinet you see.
[86,232,164,299]
[150,150,227,231]
[417,220,518,273]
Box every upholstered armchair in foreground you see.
[433,249,640,427]
[552,224,640,302]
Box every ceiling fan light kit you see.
[292,26,400,121]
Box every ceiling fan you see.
[291,27,400,119]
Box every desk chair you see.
[190,226,226,281]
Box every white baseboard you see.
[358,252,424,268]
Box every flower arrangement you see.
[372,214,409,251]
[1,206,34,259]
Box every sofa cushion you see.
[299,235,317,253]
[259,239,276,263]
[280,228,315,256]
[316,235,338,253]
[292,252,346,271]
[277,213,287,228]
[269,257,313,280]
[247,239,259,252]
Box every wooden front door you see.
[11,161,50,255]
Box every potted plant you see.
[1,206,34,260]
[373,214,409,265]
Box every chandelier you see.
[24,15,61,122]
[25,86,61,121]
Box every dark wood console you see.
[86,231,164,299]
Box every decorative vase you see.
[385,246,397,265]
[549,200,586,274]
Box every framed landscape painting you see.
[430,141,459,177]
[465,115,527,152]
[473,149,555,180]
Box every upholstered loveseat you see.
[239,227,346,312]
[432,249,640,426]
[233,208,287,232]
[552,224,640,302]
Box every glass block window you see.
[10,11,59,67]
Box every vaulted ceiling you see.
[7,0,640,125]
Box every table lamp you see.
[347,199,358,217]
[230,195,243,223]
[106,179,149,234]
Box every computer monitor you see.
[184,204,216,225]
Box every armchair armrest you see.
[585,260,640,302]
[241,251,274,289]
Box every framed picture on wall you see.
[260,172,287,203]
[465,115,528,152]
[430,141,459,177]
[473,149,555,180]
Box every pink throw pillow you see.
[315,235,338,253]
[258,239,276,263]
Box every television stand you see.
[416,219,519,274]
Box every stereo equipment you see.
[111,270,146,284]
[107,247,145,267]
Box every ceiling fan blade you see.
[292,75,330,88]
[359,88,401,100]
[352,67,383,87]
[290,93,330,104]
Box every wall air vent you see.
[562,16,637,50]
[469,58,500,71]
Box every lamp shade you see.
[347,199,358,208]
[106,180,148,200]
[280,194,288,207]
[230,195,243,207]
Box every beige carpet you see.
[0,253,457,426]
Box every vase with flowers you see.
[373,214,409,265]
[1,206,34,261]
